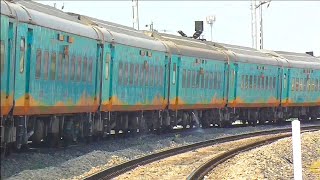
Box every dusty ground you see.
[115,134,288,180]
[207,130,320,180]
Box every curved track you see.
[84,125,320,180]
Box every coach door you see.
[1,19,15,116]
[228,63,238,104]
[95,44,103,106]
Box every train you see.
[1,0,320,153]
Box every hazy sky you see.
[37,1,320,56]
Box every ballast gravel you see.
[1,121,320,180]
[207,130,320,180]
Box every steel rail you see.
[84,125,320,180]
[187,128,319,180]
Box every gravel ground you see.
[115,133,288,180]
[1,121,319,180]
[207,130,320,180]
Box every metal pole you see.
[210,24,213,42]
[132,0,135,29]
[260,4,263,49]
[137,0,140,30]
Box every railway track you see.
[84,125,320,180]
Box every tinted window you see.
[88,58,92,83]
[0,41,5,74]
[124,63,128,85]
[186,70,190,88]
[182,69,186,88]
[76,57,81,81]
[129,63,134,85]
[71,55,76,80]
[35,49,41,79]
[83,57,87,82]
[58,53,63,80]
[19,38,25,73]
[118,62,123,85]
[43,51,49,79]
[140,64,144,86]
[65,55,69,81]
[50,52,56,80]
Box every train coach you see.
[1,0,109,150]
[1,0,319,155]
[264,51,320,120]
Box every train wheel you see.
[31,119,44,145]
[182,113,188,129]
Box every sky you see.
[37,1,320,56]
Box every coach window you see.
[249,75,253,89]
[192,70,197,88]
[296,78,299,91]
[151,65,155,87]
[172,63,177,85]
[273,77,276,89]
[182,69,186,88]
[43,51,49,79]
[50,52,56,80]
[76,56,82,82]
[205,72,209,89]
[240,75,244,89]
[19,38,25,73]
[118,62,123,85]
[291,78,295,91]
[58,53,63,80]
[269,77,272,89]
[87,58,92,83]
[200,71,204,89]
[71,55,75,81]
[218,72,222,89]
[187,70,191,88]
[50,52,57,80]
[139,64,144,86]
[160,67,164,86]
[35,49,42,79]
[129,63,134,85]
[260,77,264,89]
[145,64,149,86]
[135,64,139,86]
[104,59,109,81]
[0,41,5,74]
[316,79,319,91]
[257,76,261,89]
[265,76,269,90]
[299,78,303,91]
[83,57,87,82]
[213,72,217,89]
[253,75,257,89]
[210,72,214,89]
[65,55,69,81]
[244,75,248,89]
[124,63,128,85]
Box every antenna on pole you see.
[206,15,216,42]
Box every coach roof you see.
[1,0,100,40]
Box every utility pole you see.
[251,0,271,49]
[132,0,139,30]
[251,0,258,49]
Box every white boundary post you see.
[292,120,302,180]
